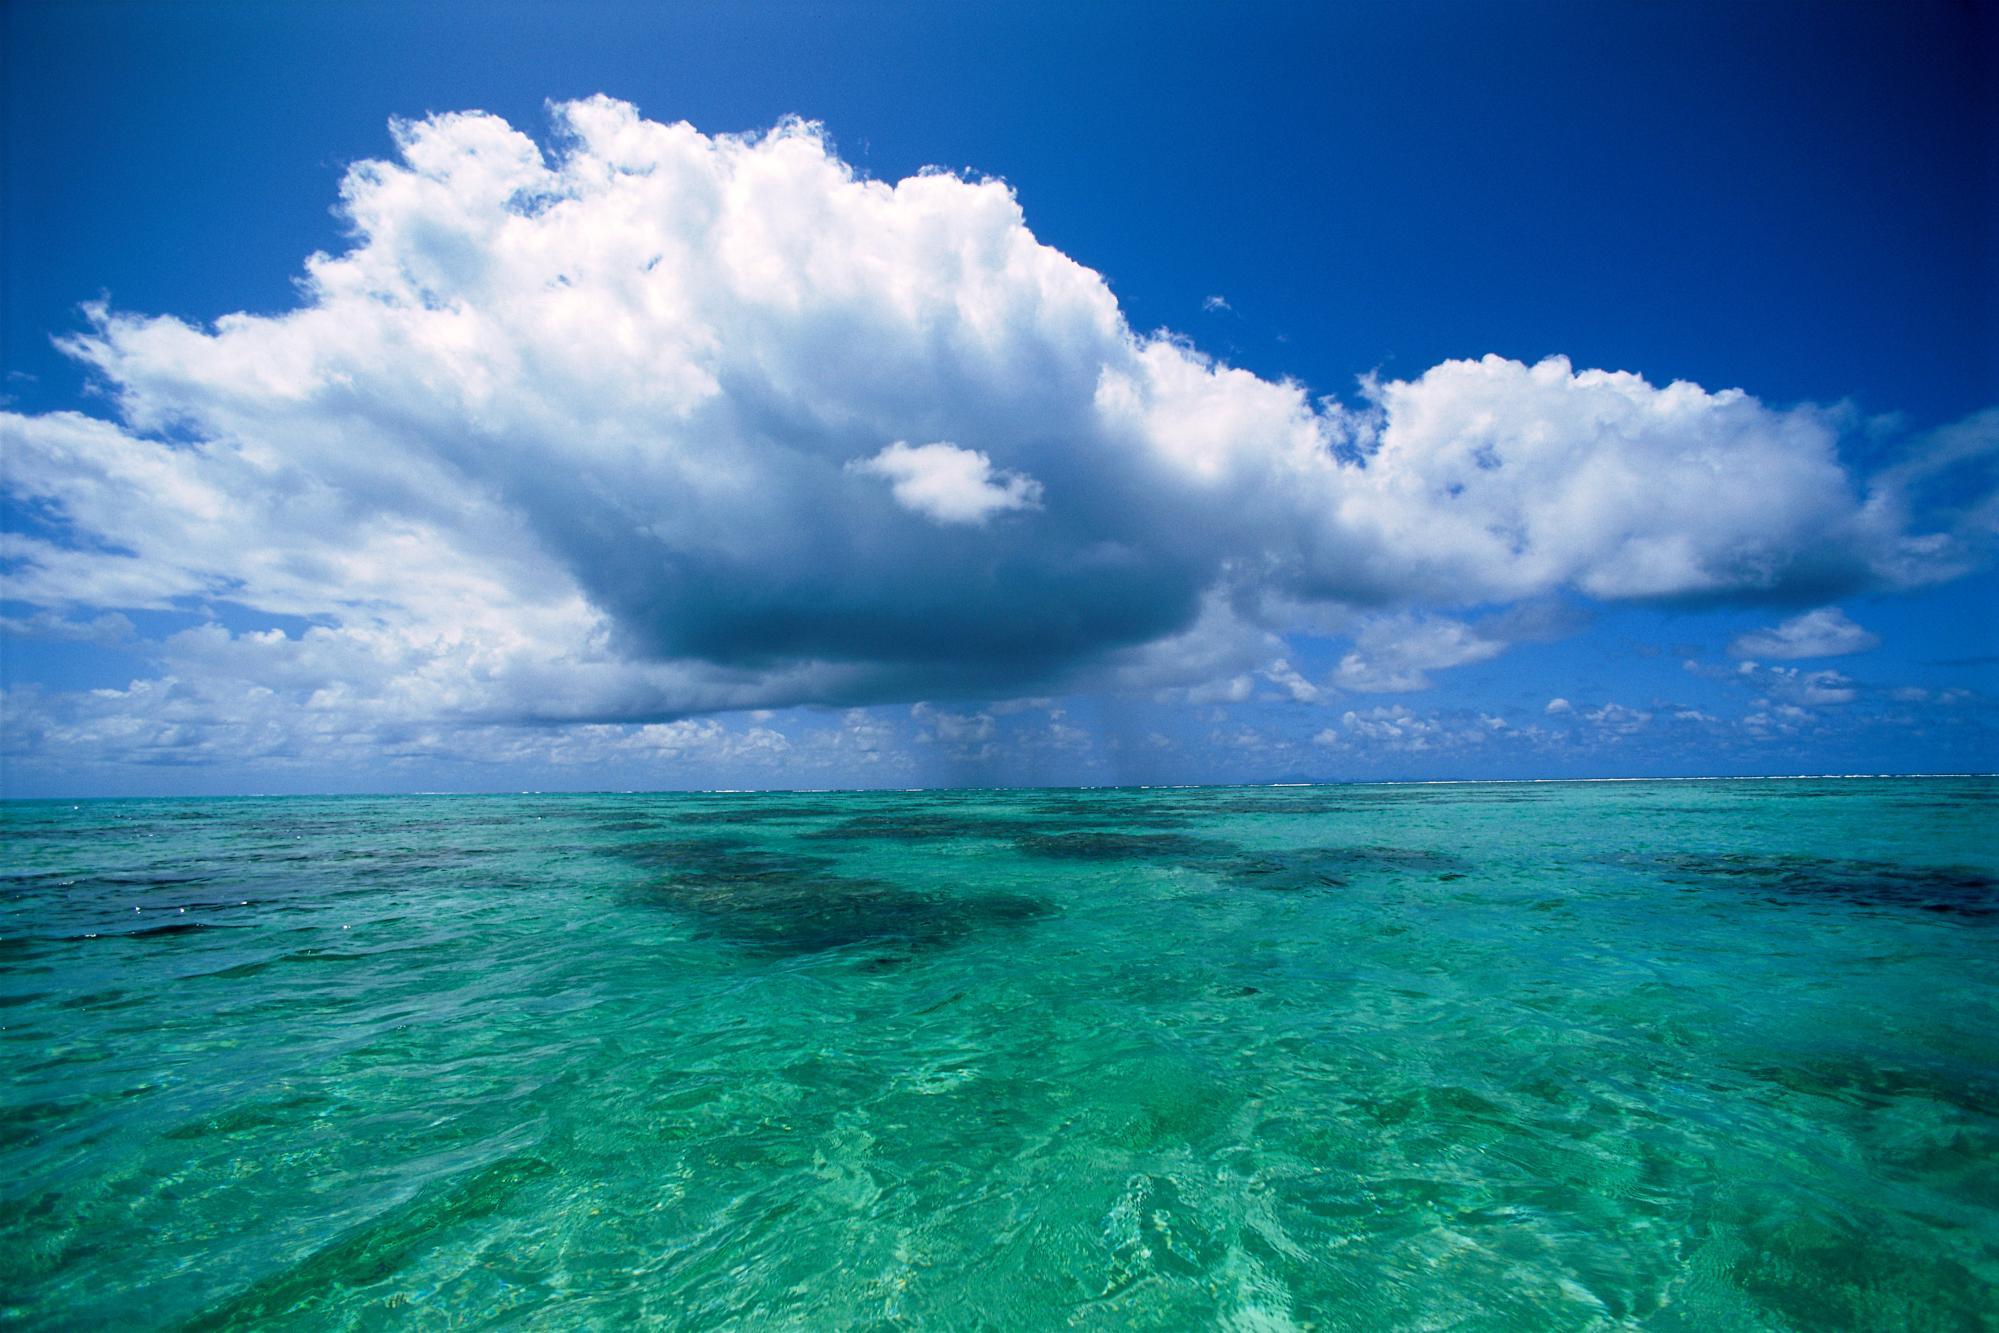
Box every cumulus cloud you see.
[1728,606,1880,659]
[1328,704,1509,753]
[849,441,1042,525]
[1,96,1990,774]
[1332,613,1509,692]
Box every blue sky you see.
[2,0,1994,795]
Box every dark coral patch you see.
[1198,795,1365,816]
[623,840,1051,957]
[1224,845,1471,892]
[802,812,1027,842]
[666,803,849,826]
[1014,832,1236,862]
[1642,852,1998,918]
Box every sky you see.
[2,0,1995,796]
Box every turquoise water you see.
[3,778,1996,1329]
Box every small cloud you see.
[1260,658,1322,703]
[988,696,1055,715]
[910,701,994,745]
[1333,614,1508,693]
[1160,673,1254,705]
[1335,704,1497,752]
[1729,607,1880,660]
[1744,703,1816,736]
[1041,708,1091,751]
[1544,697,1572,715]
[1761,666,1859,706]
[1201,294,1232,313]
[1583,702,1652,735]
[849,440,1043,525]
[1697,654,1863,706]
[1211,724,1276,752]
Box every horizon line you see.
[4,771,1993,804]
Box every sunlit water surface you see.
[3,778,1996,1329]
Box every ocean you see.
[3,777,1995,1328]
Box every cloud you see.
[1259,658,1323,703]
[1728,606,1880,659]
[1743,703,1817,737]
[1,96,1991,775]
[849,441,1042,525]
[0,610,136,647]
[1685,650,1865,714]
[1160,674,1254,706]
[1582,702,1652,735]
[1332,614,1508,692]
[1106,592,1282,700]
[911,701,996,745]
[1322,703,1535,755]
[1759,666,1858,707]
[1689,654,1863,708]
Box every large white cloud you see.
[1,96,1988,768]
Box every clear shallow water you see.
[2,778,1996,1330]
